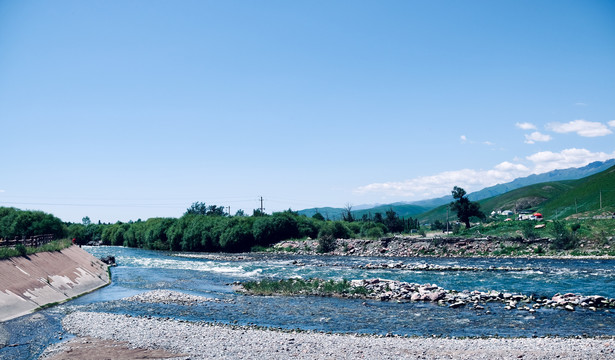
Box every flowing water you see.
[1,246,615,359]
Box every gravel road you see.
[39,311,615,359]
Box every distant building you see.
[518,212,543,221]
[491,209,514,217]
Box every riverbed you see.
[1,246,614,359]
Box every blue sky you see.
[1,0,614,223]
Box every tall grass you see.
[0,239,73,260]
[241,278,368,297]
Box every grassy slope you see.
[539,165,615,219]
[0,239,72,260]
[418,165,615,224]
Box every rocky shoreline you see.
[348,278,615,312]
[238,278,615,313]
[273,236,615,258]
[122,289,231,305]
[39,311,615,359]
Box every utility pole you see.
[227,206,231,216]
[259,196,265,214]
[446,205,450,233]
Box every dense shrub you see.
[318,221,351,240]
[360,222,387,239]
[0,207,66,240]
[296,216,320,239]
[522,221,538,240]
[317,235,336,253]
[219,217,255,252]
[253,212,299,246]
[15,243,27,256]
[551,221,578,250]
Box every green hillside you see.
[540,165,615,219]
[480,181,574,216]
[418,165,615,224]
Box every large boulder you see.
[100,255,116,265]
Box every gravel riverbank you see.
[40,311,615,359]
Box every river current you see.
[1,246,614,359]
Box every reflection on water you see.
[2,246,615,360]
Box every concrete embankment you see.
[0,246,110,322]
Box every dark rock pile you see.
[99,255,116,265]
[349,279,615,312]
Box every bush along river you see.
[1,246,615,359]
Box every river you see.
[1,246,614,359]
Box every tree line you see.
[0,203,422,253]
[0,186,481,253]
[0,207,65,240]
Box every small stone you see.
[449,301,465,308]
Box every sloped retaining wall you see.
[0,246,110,322]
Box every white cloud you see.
[608,120,615,128]
[355,161,531,199]
[524,131,552,144]
[355,148,615,199]
[515,122,537,130]
[460,135,467,142]
[494,161,530,172]
[526,148,615,173]
[574,102,587,106]
[483,141,495,146]
[547,119,612,137]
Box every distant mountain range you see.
[420,162,615,223]
[467,159,615,202]
[297,159,615,220]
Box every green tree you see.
[431,220,444,231]
[253,212,299,246]
[252,209,266,217]
[450,186,484,229]
[312,212,325,221]
[373,212,384,224]
[219,217,254,252]
[360,222,386,239]
[67,223,86,244]
[296,216,320,239]
[206,205,227,217]
[318,221,351,240]
[384,208,403,233]
[185,202,207,215]
[551,221,577,250]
